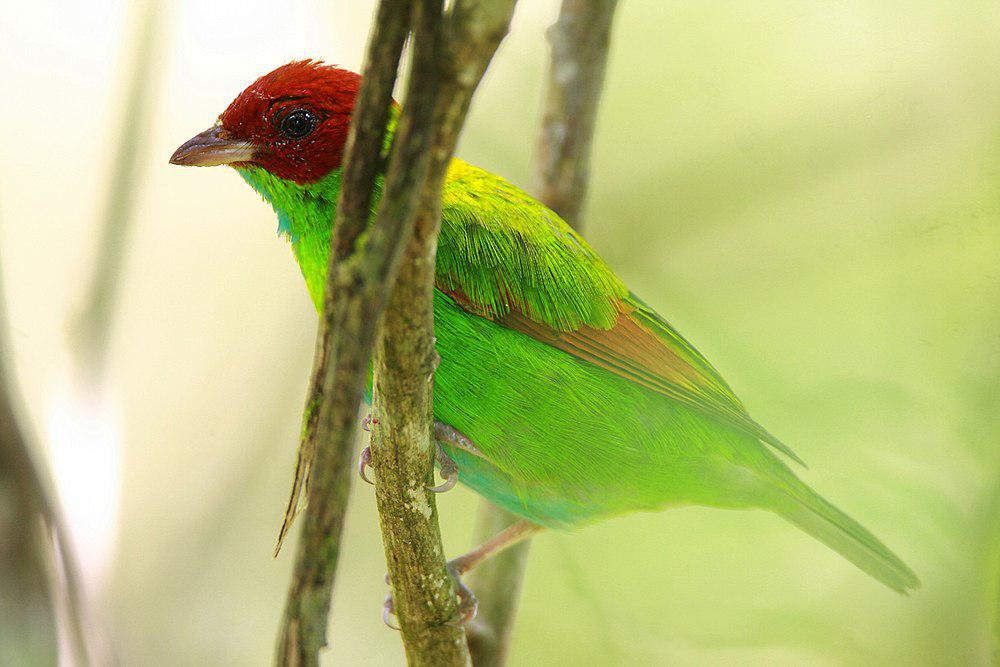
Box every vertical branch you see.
[467,2,617,665]
[276,1,515,663]
[75,2,163,376]
[274,0,412,556]
[463,502,531,666]
[369,2,464,663]
[533,0,618,230]
[372,0,517,664]
[0,252,89,666]
[0,6,165,665]
[0,314,58,665]
[275,2,413,664]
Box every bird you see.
[170,60,918,622]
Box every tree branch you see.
[74,2,163,377]
[0,329,58,666]
[0,251,90,666]
[467,2,617,664]
[275,1,516,663]
[463,502,532,666]
[371,0,516,664]
[533,0,618,230]
[275,2,413,664]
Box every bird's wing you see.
[437,159,802,465]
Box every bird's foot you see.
[358,414,380,485]
[358,446,374,486]
[381,559,479,630]
[443,559,479,626]
[379,521,542,630]
[428,442,459,493]
[361,418,471,490]
[427,420,488,493]
[382,593,400,630]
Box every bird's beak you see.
[169,124,256,167]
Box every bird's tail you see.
[771,477,919,594]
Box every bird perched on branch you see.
[171,60,918,622]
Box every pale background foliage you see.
[1,1,997,664]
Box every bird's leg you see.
[427,420,487,493]
[433,421,482,457]
[445,520,543,626]
[428,444,459,493]
[362,418,484,490]
[382,519,544,629]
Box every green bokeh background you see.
[2,1,998,664]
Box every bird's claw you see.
[364,429,461,491]
[381,562,479,630]
[427,442,459,493]
[358,446,374,485]
[382,594,400,631]
[444,560,479,627]
[359,414,378,485]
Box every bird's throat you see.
[235,165,348,310]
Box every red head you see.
[171,61,361,183]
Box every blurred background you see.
[2,0,998,664]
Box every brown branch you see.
[371,0,517,664]
[0,253,90,666]
[273,0,413,557]
[275,2,414,664]
[74,2,163,377]
[467,2,618,664]
[533,0,618,230]
[0,337,58,665]
[276,1,516,663]
[463,503,531,666]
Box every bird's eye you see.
[278,108,317,140]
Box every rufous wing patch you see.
[444,289,803,465]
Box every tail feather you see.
[774,483,919,594]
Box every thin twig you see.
[0,251,90,666]
[467,2,618,664]
[533,0,618,230]
[0,328,58,664]
[74,2,163,378]
[463,503,532,666]
[275,2,413,664]
[51,6,165,663]
[370,0,517,664]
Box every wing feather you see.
[498,300,803,465]
[437,159,803,465]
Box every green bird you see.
[170,61,918,614]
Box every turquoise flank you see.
[276,210,294,239]
[233,156,918,593]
